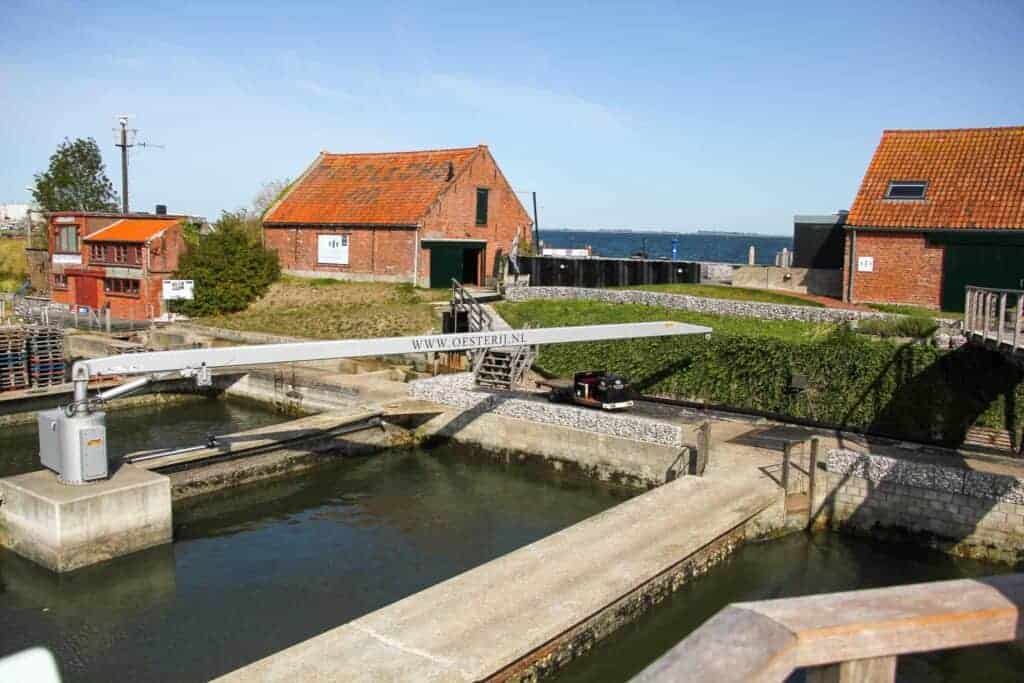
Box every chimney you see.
[155,204,167,216]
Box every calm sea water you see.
[537,229,792,265]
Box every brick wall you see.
[418,148,532,286]
[265,147,532,286]
[264,226,416,282]
[844,231,945,308]
[48,216,185,320]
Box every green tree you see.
[32,138,119,212]
[173,211,280,316]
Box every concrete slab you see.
[218,449,780,682]
[0,465,171,573]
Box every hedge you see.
[499,301,1023,447]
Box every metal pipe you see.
[73,379,88,403]
[96,375,152,402]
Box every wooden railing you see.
[964,285,1024,356]
[632,573,1024,683]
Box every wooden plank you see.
[632,573,1024,683]
[806,656,897,683]
[614,606,797,683]
[745,573,1024,667]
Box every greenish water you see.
[1,398,1020,682]
[555,531,1024,683]
[0,397,288,478]
[0,444,630,681]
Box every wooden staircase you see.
[473,342,537,390]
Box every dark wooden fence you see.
[517,256,700,288]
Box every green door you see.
[941,242,1024,311]
[429,245,464,288]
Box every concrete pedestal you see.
[0,466,172,573]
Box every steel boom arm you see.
[72,322,711,384]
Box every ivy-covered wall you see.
[531,329,1022,448]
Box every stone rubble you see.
[827,447,1024,505]
[409,373,683,448]
[505,285,895,324]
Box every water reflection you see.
[0,397,289,479]
[1,445,628,682]
[555,532,1024,683]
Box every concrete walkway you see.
[217,446,781,682]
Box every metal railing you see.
[7,294,155,333]
[450,278,494,334]
[632,572,1024,683]
[964,285,1024,355]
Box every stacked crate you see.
[0,327,29,392]
[27,327,66,388]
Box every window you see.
[53,273,68,290]
[885,181,928,200]
[104,277,140,296]
[317,234,349,265]
[89,242,142,265]
[56,225,79,253]
[475,188,489,225]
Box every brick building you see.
[263,145,532,288]
[48,210,189,320]
[844,126,1024,311]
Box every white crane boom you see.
[71,321,711,382]
[46,321,711,485]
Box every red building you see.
[48,211,189,320]
[844,126,1024,311]
[263,145,532,288]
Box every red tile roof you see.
[264,146,484,225]
[847,126,1024,231]
[85,217,182,242]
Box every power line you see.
[114,115,164,214]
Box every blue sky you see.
[2,1,1022,234]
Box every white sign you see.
[857,256,874,273]
[52,254,82,265]
[542,247,591,257]
[318,234,349,265]
[162,279,194,300]
[55,216,77,224]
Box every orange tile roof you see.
[264,146,483,225]
[847,126,1024,231]
[85,217,183,242]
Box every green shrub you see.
[173,219,280,317]
[499,301,1023,446]
[856,316,938,339]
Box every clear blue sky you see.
[3,1,1022,234]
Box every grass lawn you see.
[624,282,825,307]
[496,299,832,342]
[198,277,450,339]
[0,238,27,292]
[866,302,963,319]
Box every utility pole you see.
[532,191,541,253]
[115,115,135,214]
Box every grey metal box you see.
[36,409,108,483]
